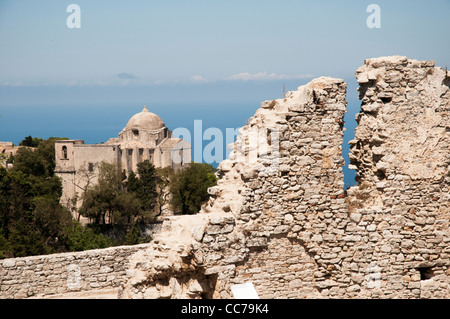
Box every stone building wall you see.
[346,56,450,298]
[55,140,119,211]
[0,244,149,299]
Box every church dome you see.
[125,106,165,131]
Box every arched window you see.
[62,146,68,159]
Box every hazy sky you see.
[0,0,449,90]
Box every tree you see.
[0,165,72,258]
[12,147,47,176]
[126,160,159,222]
[13,137,67,177]
[32,196,72,247]
[69,162,97,221]
[79,162,146,225]
[19,136,43,148]
[0,137,81,258]
[7,222,50,257]
[0,233,10,259]
[0,137,152,258]
[111,192,142,225]
[63,220,113,252]
[0,167,34,257]
[127,170,140,195]
[125,222,151,245]
[128,160,158,213]
[170,163,218,214]
[79,162,120,224]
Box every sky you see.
[0,0,448,92]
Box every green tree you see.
[0,137,145,258]
[79,162,145,225]
[0,232,10,259]
[13,137,66,177]
[7,223,49,257]
[19,136,43,148]
[12,147,47,176]
[0,167,53,257]
[127,170,139,193]
[170,163,217,214]
[0,137,74,258]
[79,162,119,224]
[127,160,158,213]
[111,192,142,225]
[32,196,72,247]
[63,220,113,252]
[0,168,34,252]
[125,222,151,245]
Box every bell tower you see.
[54,139,84,212]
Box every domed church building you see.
[55,106,191,211]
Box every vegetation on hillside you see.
[0,137,114,258]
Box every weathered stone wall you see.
[201,76,349,298]
[55,140,119,211]
[120,56,450,299]
[0,244,149,299]
[346,56,450,298]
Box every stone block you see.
[273,225,290,235]
[144,287,159,299]
[350,213,362,223]
[2,260,16,268]
[191,225,205,242]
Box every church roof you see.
[125,106,165,131]
[117,140,154,149]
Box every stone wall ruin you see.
[1,56,449,299]
[119,56,450,299]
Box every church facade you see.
[55,106,191,211]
